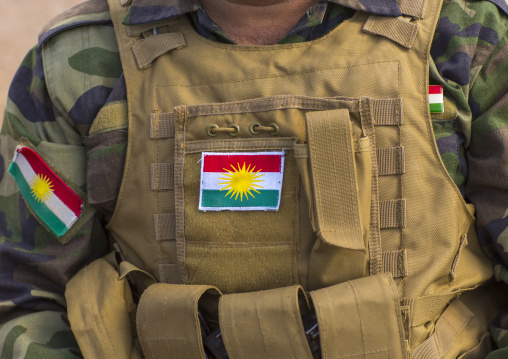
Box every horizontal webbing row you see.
[150,163,174,191]
[380,199,406,229]
[377,146,405,175]
[153,213,176,241]
[149,97,402,139]
[383,249,408,278]
[150,113,176,139]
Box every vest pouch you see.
[136,283,221,359]
[219,285,313,358]
[309,273,406,359]
[65,253,144,359]
[305,109,373,289]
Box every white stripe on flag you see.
[16,153,78,228]
[201,172,283,191]
[429,93,443,104]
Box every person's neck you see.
[201,0,320,45]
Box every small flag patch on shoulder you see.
[429,85,444,113]
[199,152,285,211]
[8,146,84,237]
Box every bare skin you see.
[201,0,320,45]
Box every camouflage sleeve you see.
[456,1,508,356]
[0,46,109,358]
[429,0,508,354]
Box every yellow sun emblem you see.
[218,162,265,201]
[30,174,54,203]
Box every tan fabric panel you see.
[363,16,420,49]
[150,162,174,191]
[306,109,364,250]
[153,212,176,241]
[383,249,408,278]
[65,255,141,359]
[380,199,406,228]
[457,333,491,359]
[310,274,406,359]
[412,300,474,359]
[219,286,312,359]
[150,113,176,139]
[132,32,186,69]
[136,284,221,359]
[377,146,405,176]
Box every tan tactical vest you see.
[103,0,495,356]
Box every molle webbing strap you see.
[377,146,405,175]
[412,300,474,359]
[363,16,420,49]
[372,98,403,126]
[158,263,181,284]
[383,249,408,278]
[306,109,364,250]
[136,284,221,359]
[153,213,176,241]
[150,113,176,139]
[398,0,429,19]
[380,199,407,228]
[150,163,174,190]
[132,32,186,69]
[219,286,313,359]
[310,274,406,359]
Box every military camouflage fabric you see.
[1,0,508,357]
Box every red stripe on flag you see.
[203,154,282,173]
[17,147,83,217]
[428,85,443,95]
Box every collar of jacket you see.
[122,0,402,26]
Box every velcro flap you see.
[132,32,186,69]
[136,283,221,359]
[306,109,365,250]
[363,16,419,49]
[310,274,406,359]
[219,286,313,359]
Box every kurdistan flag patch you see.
[199,152,285,211]
[8,146,84,237]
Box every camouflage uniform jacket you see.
[1,0,508,357]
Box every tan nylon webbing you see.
[150,113,176,139]
[158,264,182,284]
[412,300,474,359]
[132,32,186,70]
[383,249,408,278]
[153,213,176,241]
[377,146,405,176]
[306,109,364,250]
[398,0,429,18]
[380,199,407,228]
[372,98,403,125]
[363,16,420,49]
[150,163,174,191]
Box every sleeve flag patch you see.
[8,146,84,237]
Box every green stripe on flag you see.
[201,190,280,208]
[9,163,68,237]
[430,103,444,113]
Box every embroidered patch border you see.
[199,151,285,211]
